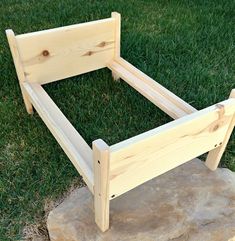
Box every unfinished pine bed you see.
[6,12,235,232]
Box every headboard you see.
[8,14,120,85]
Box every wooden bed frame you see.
[6,12,235,232]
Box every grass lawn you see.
[0,0,234,240]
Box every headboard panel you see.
[15,17,116,84]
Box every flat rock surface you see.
[47,159,235,241]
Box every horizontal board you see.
[109,99,235,198]
[23,82,94,193]
[108,58,197,119]
[16,18,115,84]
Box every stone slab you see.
[47,159,235,241]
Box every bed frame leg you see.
[205,89,235,170]
[112,71,120,81]
[6,29,33,114]
[93,139,110,232]
[111,12,121,81]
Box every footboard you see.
[109,99,235,198]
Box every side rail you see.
[109,97,235,199]
[23,82,94,193]
[107,57,197,119]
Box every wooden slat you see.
[16,18,115,84]
[206,89,235,170]
[23,82,94,193]
[109,99,235,198]
[6,29,33,114]
[111,12,121,81]
[111,12,121,59]
[107,58,197,119]
[93,139,110,232]
[116,57,197,114]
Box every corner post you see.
[205,89,235,170]
[111,12,121,81]
[6,29,33,114]
[93,139,110,232]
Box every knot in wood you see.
[87,51,93,56]
[215,104,225,119]
[213,124,220,132]
[42,50,50,57]
[98,41,106,47]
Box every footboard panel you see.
[109,99,235,199]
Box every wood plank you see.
[111,12,121,81]
[109,99,235,198]
[205,89,235,170]
[115,57,197,114]
[23,82,94,193]
[16,18,115,84]
[6,29,33,114]
[93,139,110,232]
[107,58,197,119]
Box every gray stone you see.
[47,159,235,241]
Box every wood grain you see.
[6,29,33,113]
[16,18,115,84]
[111,12,121,81]
[93,139,110,232]
[107,58,197,119]
[23,82,94,193]
[206,89,235,170]
[109,99,235,198]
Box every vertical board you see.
[206,89,235,170]
[15,18,115,84]
[109,99,235,198]
[93,139,110,232]
[111,12,121,81]
[6,29,33,113]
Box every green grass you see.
[0,0,234,240]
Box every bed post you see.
[205,89,235,170]
[6,29,33,114]
[93,139,110,232]
[111,12,121,81]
